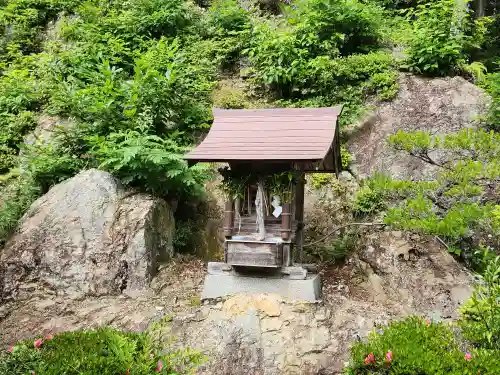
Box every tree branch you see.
[303,222,386,248]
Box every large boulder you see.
[347,74,491,180]
[0,169,174,302]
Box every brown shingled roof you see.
[185,106,343,162]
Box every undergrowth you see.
[0,328,203,375]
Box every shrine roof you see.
[184,106,343,163]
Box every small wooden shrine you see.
[185,106,343,299]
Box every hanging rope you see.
[255,178,266,240]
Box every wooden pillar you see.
[294,174,305,263]
[281,202,292,240]
[223,200,234,239]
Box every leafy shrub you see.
[481,72,500,131]
[460,251,500,350]
[203,0,252,69]
[404,0,470,76]
[341,145,353,169]
[370,128,500,259]
[345,316,500,375]
[463,61,488,83]
[0,0,79,66]
[0,146,17,174]
[0,68,42,168]
[0,176,40,246]
[365,70,400,100]
[88,129,211,200]
[212,81,249,109]
[246,0,388,100]
[0,0,223,241]
[288,0,384,56]
[353,184,385,216]
[0,328,203,375]
[21,143,87,194]
[207,0,250,32]
[310,173,335,189]
[306,233,358,263]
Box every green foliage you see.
[0,328,203,375]
[353,184,385,216]
[204,0,251,68]
[482,72,500,131]
[89,129,211,200]
[43,36,214,141]
[0,0,79,67]
[245,0,391,103]
[464,61,488,83]
[21,142,88,193]
[267,171,296,203]
[365,71,400,100]
[370,128,500,260]
[306,233,358,264]
[460,250,500,350]
[0,176,40,246]
[0,146,17,174]
[212,82,249,109]
[311,173,335,189]
[404,0,470,76]
[341,145,353,170]
[345,316,500,375]
[218,166,251,200]
[0,68,42,173]
[0,0,220,241]
[208,0,250,32]
[288,0,384,56]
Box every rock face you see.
[0,169,175,302]
[165,294,337,375]
[159,231,473,375]
[0,231,473,374]
[24,115,74,147]
[352,231,473,318]
[348,74,491,180]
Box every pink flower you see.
[425,318,432,327]
[34,339,44,349]
[386,351,393,362]
[7,346,14,353]
[155,360,163,373]
[125,370,131,375]
[45,334,53,341]
[31,372,36,375]
[465,352,472,361]
[364,353,375,365]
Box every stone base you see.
[201,273,321,302]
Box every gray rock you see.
[347,74,491,180]
[355,230,474,318]
[23,115,74,148]
[0,169,174,302]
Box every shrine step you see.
[207,262,307,280]
[200,273,321,302]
